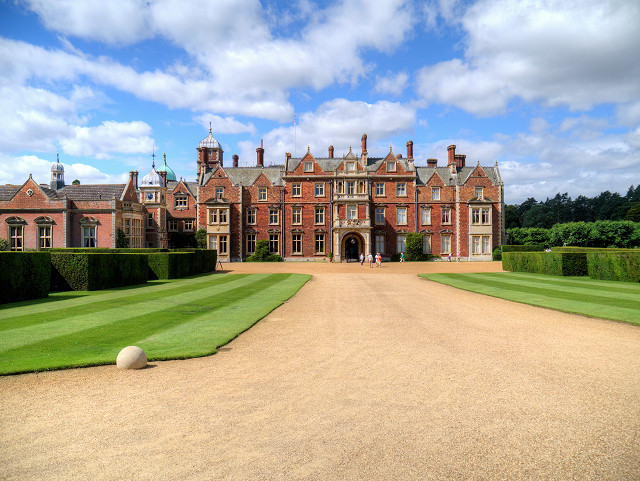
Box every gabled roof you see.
[225,167,284,186]
[0,185,21,201]
[57,184,126,200]
[415,165,502,186]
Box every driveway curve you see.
[1,261,639,480]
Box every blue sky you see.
[1,0,639,204]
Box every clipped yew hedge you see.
[0,252,51,304]
[501,245,545,252]
[175,248,218,273]
[148,252,195,279]
[51,252,148,291]
[502,251,588,276]
[587,251,640,283]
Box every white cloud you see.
[374,72,409,96]
[194,115,256,135]
[416,0,640,115]
[617,101,640,128]
[60,121,155,159]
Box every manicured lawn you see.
[0,273,310,375]
[420,272,640,325]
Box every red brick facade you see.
[1,132,504,261]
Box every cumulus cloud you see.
[194,114,256,135]
[374,72,409,96]
[416,0,640,115]
[60,121,155,159]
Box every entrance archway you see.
[342,232,364,262]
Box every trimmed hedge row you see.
[501,245,545,252]
[0,252,51,304]
[502,251,588,276]
[587,251,640,282]
[51,253,149,291]
[147,250,217,279]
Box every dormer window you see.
[475,187,484,199]
[346,162,355,171]
[215,187,224,199]
[387,161,396,172]
[304,161,313,172]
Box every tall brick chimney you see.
[455,154,466,168]
[256,139,264,167]
[427,159,437,168]
[130,171,138,189]
[361,133,367,154]
[328,145,334,158]
[158,170,167,185]
[406,140,413,160]
[447,145,456,166]
[232,154,239,168]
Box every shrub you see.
[195,228,207,249]
[587,251,640,282]
[0,238,9,251]
[246,239,282,262]
[492,247,502,261]
[148,252,193,279]
[506,227,551,247]
[0,252,51,304]
[51,253,148,291]
[404,232,434,261]
[115,229,129,248]
[390,253,401,262]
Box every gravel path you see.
[1,261,639,480]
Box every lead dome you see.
[141,163,164,187]
[198,129,221,149]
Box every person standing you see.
[376,252,382,267]
[360,252,365,265]
[367,252,374,268]
[400,252,405,263]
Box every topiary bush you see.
[195,228,207,249]
[245,239,282,262]
[492,247,502,261]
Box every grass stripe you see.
[0,274,269,351]
[488,272,640,294]
[420,273,640,324]
[0,273,310,375]
[0,274,248,325]
[457,273,640,302]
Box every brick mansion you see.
[0,130,505,261]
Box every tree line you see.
[505,185,640,229]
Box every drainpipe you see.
[456,180,460,259]
[281,187,285,259]
[329,179,333,258]
[414,185,418,233]
[239,183,243,261]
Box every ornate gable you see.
[253,171,273,187]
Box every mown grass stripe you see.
[457,273,640,302]
[0,274,249,330]
[487,272,640,294]
[420,273,640,324]
[0,272,244,319]
[0,273,310,374]
[0,274,269,351]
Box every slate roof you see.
[57,184,126,200]
[0,185,21,201]
[415,166,502,186]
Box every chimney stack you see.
[130,171,139,189]
[158,170,167,185]
[455,154,466,168]
[396,153,402,159]
[447,144,456,166]
[232,154,239,168]
[406,140,413,160]
[361,133,367,154]
[427,159,437,168]
[328,145,334,158]
[256,139,265,167]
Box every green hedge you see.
[148,252,196,279]
[0,252,51,304]
[174,249,218,273]
[502,251,588,276]
[501,245,545,252]
[51,253,148,291]
[587,251,640,283]
[551,246,638,253]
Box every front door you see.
[345,236,359,261]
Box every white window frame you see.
[347,205,357,220]
[375,208,385,225]
[441,234,451,254]
[432,187,440,201]
[269,234,279,254]
[375,183,385,196]
[175,196,188,208]
[82,225,97,248]
[396,183,406,196]
[304,161,314,172]
[421,208,431,225]
[246,234,256,254]
[315,207,324,225]
[423,235,431,254]
[482,236,491,254]
[168,220,178,232]
[147,213,154,229]
[482,208,491,225]
[346,181,355,195]
[387,161,396,172]
[346,162,356,171]
[397,207,407,225]
[184,220,194,231]
[375,234,385,254]
[315,183,324,197]
[475,187,484,199]
[315,233,325,254]
[247,209,256,225]
[292,183,301,197]
[269,209,279,225]
[397,234,406,253]
[292,233,302,254]
[292,207,302,225]
[219,235,228,255]
[259,187,267,201]
[9,225,24,251]
[442,208,451,225]
[215,187,224,199]
[38,225,52,249]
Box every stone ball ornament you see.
[116,346,148,370]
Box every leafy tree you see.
[0,238,8,251]
[549,222,591,247]
[504,204,520,229]
[195,228,207,249]
[245,239,283,262]
[624,203,640,222]
[72,179,80,185]
[521,204,554,228]
[405,232,433,261]
[115,229,129,248]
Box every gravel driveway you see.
[1,261,639,480]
